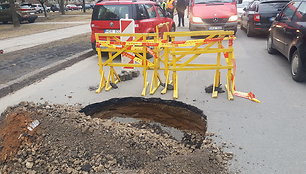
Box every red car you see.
[189,0,242,34]
[90,0,175,50]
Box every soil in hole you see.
[82,97,207,134]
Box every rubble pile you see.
[0,101,237,174]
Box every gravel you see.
[0,101,239,174]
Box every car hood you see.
[192,3,237,18]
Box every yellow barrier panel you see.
[95,30,240,101]
[95,33,161,96]
[161,30,236,99]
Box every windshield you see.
[259,2,289,13]
[194,0,234,4]
[92,5,131,20]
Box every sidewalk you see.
[0,24,90,54]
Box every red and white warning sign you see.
[120,19,135,70]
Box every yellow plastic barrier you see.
[94,30,246,101]
[95,33,160,96]
[161,30,236,99]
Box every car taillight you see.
[253,14,260,22]
[20,8,28,11]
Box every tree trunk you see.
[9,0,20,27]
[82,0,86,13]
[59,0,65,15]
[39,1,48,17]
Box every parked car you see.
[267,0,306,82]
[240,0,289,37]
[31,4,44,13]
[83,4,92,10]
[66,4,80,10]
[51,4,60,12]
[237,0,251,23]
[188,0,242,34]
[90,0,175,51]
[0,3,38,24]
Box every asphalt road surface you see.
[1,27,306,174]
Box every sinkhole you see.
[80,97,207,146]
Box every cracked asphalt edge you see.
[0,49,95,98]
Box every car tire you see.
[246,23,254,37]
[267,33,277,54]
[291,50,306,82]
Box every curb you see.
[0,49,95,98]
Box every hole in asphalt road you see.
[80,97,207,147]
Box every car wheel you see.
[291,50,306,82]
[92,42,97,53]
[246,23,254,37]
[28,19,36,23]
[267,33,277,54]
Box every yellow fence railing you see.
[94,30,243,101]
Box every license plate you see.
[208,26,223,30]
[104,29,120,33]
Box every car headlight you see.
[192,17,203,23]
[228,15,238,22]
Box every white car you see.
[237,1,252,23]
[31,4,44,13]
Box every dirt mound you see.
[0,101,236,174]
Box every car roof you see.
[96,0,156,5]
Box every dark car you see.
[0,3,38,24]
[51,4,68,12]
[240,0,290,36]
[267,0,306,82]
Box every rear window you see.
[258,1,289,13]
[92,4,132,20]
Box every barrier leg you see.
[226,70,234,100]
[105,66,120,91]
[212,49,222,98]
[173,71,178,99]
[141,68,149,96]
[96,69,106,93]
[96,48,106,93]
[161,70,169,94]
[212,70,220,98]
[150,70,161,94]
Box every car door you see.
[155,5,171,34]
[241,1,256,28]
[144,4,159,33]
[134,4,153,33]
[272,1,299,55]
[282,2,306,55]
